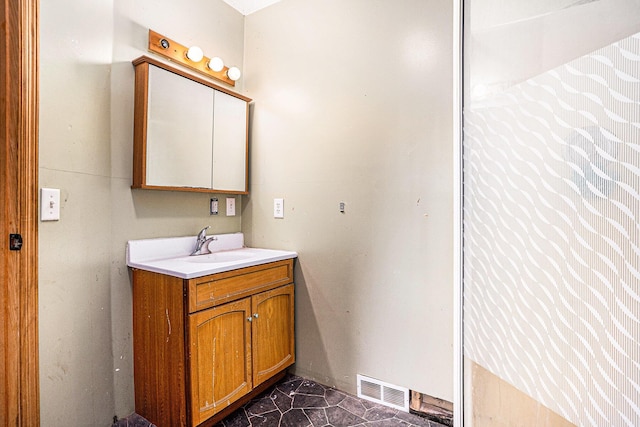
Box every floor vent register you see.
[356,374,409,412]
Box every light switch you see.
[41,188,61,221]
[274,198,284,218]
[226,197,236,216]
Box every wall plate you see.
[41,188,60,221]
[274,198,284,218]
[226,197,236,216]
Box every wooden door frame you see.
[1,0,40,425]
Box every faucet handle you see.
[197,225,210,238]
[191,226,212,256]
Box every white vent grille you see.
[356,374,409,412]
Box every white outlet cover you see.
[274,198,284,218]
[226,197,236,216]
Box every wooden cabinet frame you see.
[132,259,295,427]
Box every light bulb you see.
[186,46,204,62]
[208,57,224,72]
[227,66,241,81]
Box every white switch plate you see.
[274,198,284,218]
[226,197,236,216]
[41,188,61,221]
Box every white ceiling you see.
[472,0,600,30]
[222,0,281,15]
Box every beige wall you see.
[39,0,454,425]
[39,1,115,424]
[243,0,454,400]
[39,1,244,424]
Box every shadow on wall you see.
[130,189,216,219]
[290,260,335,386]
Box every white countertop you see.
[126,233,297,279]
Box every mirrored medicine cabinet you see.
[132,56,251,194]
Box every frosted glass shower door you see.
[462,1,640,426]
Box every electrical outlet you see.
[226,197,236,216]
[274,198,284,218]
[210,198,218,215]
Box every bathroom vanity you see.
[127,234,297,427]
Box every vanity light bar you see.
[147,29,236,87]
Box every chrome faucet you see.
[191,226,216,256]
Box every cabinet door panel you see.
[252,284,295,387]
[147,64,214,188]
[212,90,248,192]
[189,298,252,426]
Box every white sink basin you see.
[126,233,297,279]
[182,249,262,264]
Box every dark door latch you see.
[9,234,23,251]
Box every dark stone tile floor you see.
[215,374,447,427]
[114,374,447,427]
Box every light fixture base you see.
[147,29,236,86]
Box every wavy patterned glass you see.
[463,32,640,425]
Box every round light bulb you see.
[186,46,204,62]
[227,66,241,81]
[208,57,224,72]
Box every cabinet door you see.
[189,298,252,426]
[252,284,295,387]
[146,64,214,188]
[212,90,248,192]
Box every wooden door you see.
[0,0,40,425]
[252,284,295,387]
[189,298,252,426]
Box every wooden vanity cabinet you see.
[132,259,295,427]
